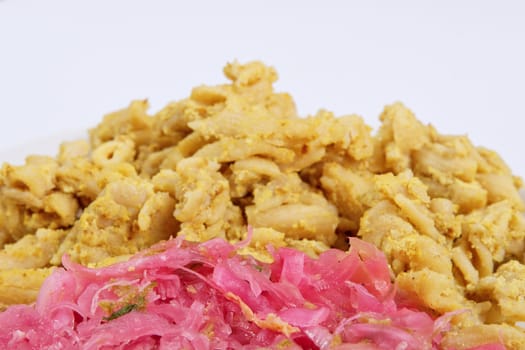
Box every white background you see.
[0,1,524,175]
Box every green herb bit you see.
[103,303,139,321]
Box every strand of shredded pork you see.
[0,236,505,350]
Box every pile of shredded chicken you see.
[0,61,524,349]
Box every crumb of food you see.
[0,61,524,349]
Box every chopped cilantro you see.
[103,303,139,321]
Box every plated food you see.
[0,61,523,349]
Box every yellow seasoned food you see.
[0,61,524,349]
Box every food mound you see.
[0,61,524,349]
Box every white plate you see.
[0,130,87,166]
